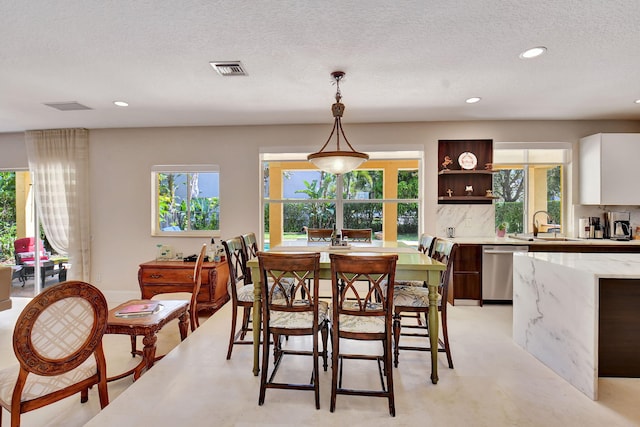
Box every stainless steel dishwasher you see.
[482,245,529,302]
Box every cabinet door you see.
[601,134,640,205]
[451,245,482,302]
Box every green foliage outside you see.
[158,173,219,231]
[0,172,16,262]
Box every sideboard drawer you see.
[138,260,229,313]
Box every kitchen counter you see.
[512,252,640,400]
[447,236,640,246]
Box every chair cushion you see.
[269,300,329,329]
[393,285,442,308]
[337,301,386,334]
[0,357,97,406]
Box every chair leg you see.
[226,302,239,360]
[441,310,454,369]
[313,327,320,410]
[80,388,89,403]
[385,334,395,417]
[392,313,401,368]
[330,329,339,413]
[240,306,251,340]
[258,328,271,405]
[321,320,329,371]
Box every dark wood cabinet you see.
[438,139,495,204]
[450,244,482,304]
[138,260,230,313]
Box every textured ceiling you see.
[0,0,639,133]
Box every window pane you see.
[398,170,419,199]
[283,201,336,233]
[342,170,383,199]
[343,202,382,234]
[493,169,525,233]
[283,170,336,199]
[155,170,219,235]
[397,202,418,242]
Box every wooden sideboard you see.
[138,260,230,313]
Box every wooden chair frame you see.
[329,253,398,416]
[0,281,109,426]
[257,252,328,409]
[306,228,333,242]
[130,244,206,355]
[392,239,458,369]
[224,236,253,359]
[341,228,372,242]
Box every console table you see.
[138,260,230,313]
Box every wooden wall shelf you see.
[438,139,494,204]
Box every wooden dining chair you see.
[130,243,206,355]
[306,228,333,242]
[341,228,372,242]
[188,243,207,331]
[223,236,253,359]
[392,238,458,369]
[257,252,328,409]
[0,281,109,426]
[329,253,398,416]
[394,233,436,288]
[241,232,259,284]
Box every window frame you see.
[151,164,221,237]
[260,155,421,249]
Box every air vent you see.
[44,102,92,111]
[209,61,248,76]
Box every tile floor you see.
[1,296,640,426]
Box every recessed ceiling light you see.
[519,46,547,59]
[635,99,640,104]
[113,101,129,107]
[465,97,481,104]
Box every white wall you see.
[1,119,640,300]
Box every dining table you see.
[246,240,447,384]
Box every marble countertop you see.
[447,236,640,246]
[515,252,640,279]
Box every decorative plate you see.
[458,152,477,170]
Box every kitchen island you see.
[512,252,640,400]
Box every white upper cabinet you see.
[579,133,640,205]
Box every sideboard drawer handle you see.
[150,274,163,279]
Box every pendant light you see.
[307,71,369,175]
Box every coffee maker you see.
[604,211,631,240]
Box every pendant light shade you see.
[307,71,369,175]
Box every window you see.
[261,154,421,249]
[493,145,568,234]
[151,165,220,236]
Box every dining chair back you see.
[129,243,206,356]
[256,251,328,409]
[329,253,398,416]
[306,228,333,242]
[341,228,372,242]
[188,243,207,332]
[392,238,458,369]
[241,232,259,283]
[223,236,253,359]
[418,233,436,256]
[0,281,109,426]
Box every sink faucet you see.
[532,210,552,237]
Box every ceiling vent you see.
[209,61,248,76]
[44,102,92,111]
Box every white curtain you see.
[25,129,91,281]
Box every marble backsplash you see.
[436,204,495,237]
[436,204,640,239]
